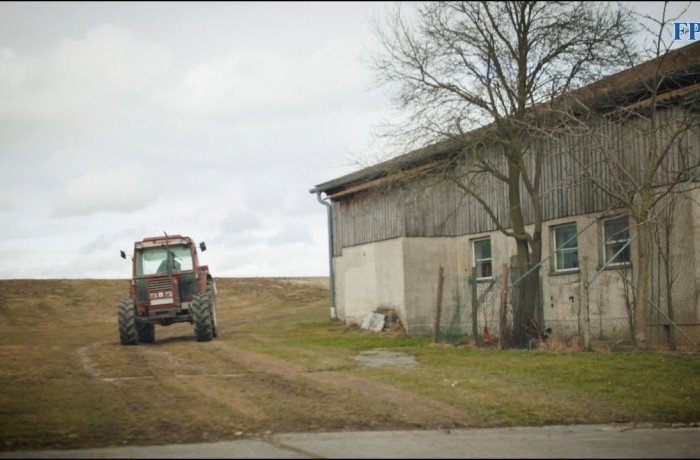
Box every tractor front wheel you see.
[192,292,214,342]
[118,298,139,345]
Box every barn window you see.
[603,216,631,266]
[553,224,579,272]
[473,238,492,280]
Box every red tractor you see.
[118,234,218,344]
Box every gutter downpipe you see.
[311,188,337,320]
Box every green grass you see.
[0,277,698,452]
[237,315,700,426]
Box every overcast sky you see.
[1,1,698,280]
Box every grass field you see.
[0,277,698,452]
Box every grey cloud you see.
[268,224,313,246]
[53,168,158,217]
[219,210,262,235]
[79,234,113,255]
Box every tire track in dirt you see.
[75,343,104,379]
[76,328,263,382]
[162,373,268,422]
[304,371,469,426]
[135,347,212,375]
[76,337,208,381]
[75,339,305,425]
[211,342,470,427]
[77,317,467,428]
[76,341,249,381]
[211,342,303,375]
[75,342,156,382]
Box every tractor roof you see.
[136,235,193,249]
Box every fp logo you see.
[674,22,700,41]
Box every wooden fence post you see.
[470,273,481,346]
[582,256,591,351]
[433,266,445,343]
[499,263,509,350]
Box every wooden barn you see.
[310,42,700,348]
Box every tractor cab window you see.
[136,246,194,276]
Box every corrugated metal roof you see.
[327,162,441,200]
[311,131,482,196]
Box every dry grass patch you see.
[0,277,698,452]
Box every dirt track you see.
[1,277,698,453]
[0,277,476,452]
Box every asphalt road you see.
[1,424,699,458]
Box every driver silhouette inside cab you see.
[157,252,181,274]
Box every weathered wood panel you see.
[330,107,700,251]
[332,186,404,256]
[403,177,461,237]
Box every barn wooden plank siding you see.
[312,42,700,344]
[329,106,700,257]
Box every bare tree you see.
[367,1,635,347]
[564,3,700,349]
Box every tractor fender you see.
[197,267,215,293]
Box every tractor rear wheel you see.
[192,292,213,342]
[118,298,139,345]
[206,280,218,338]
[137,321,155,344]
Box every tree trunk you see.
[505,158,544,348]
